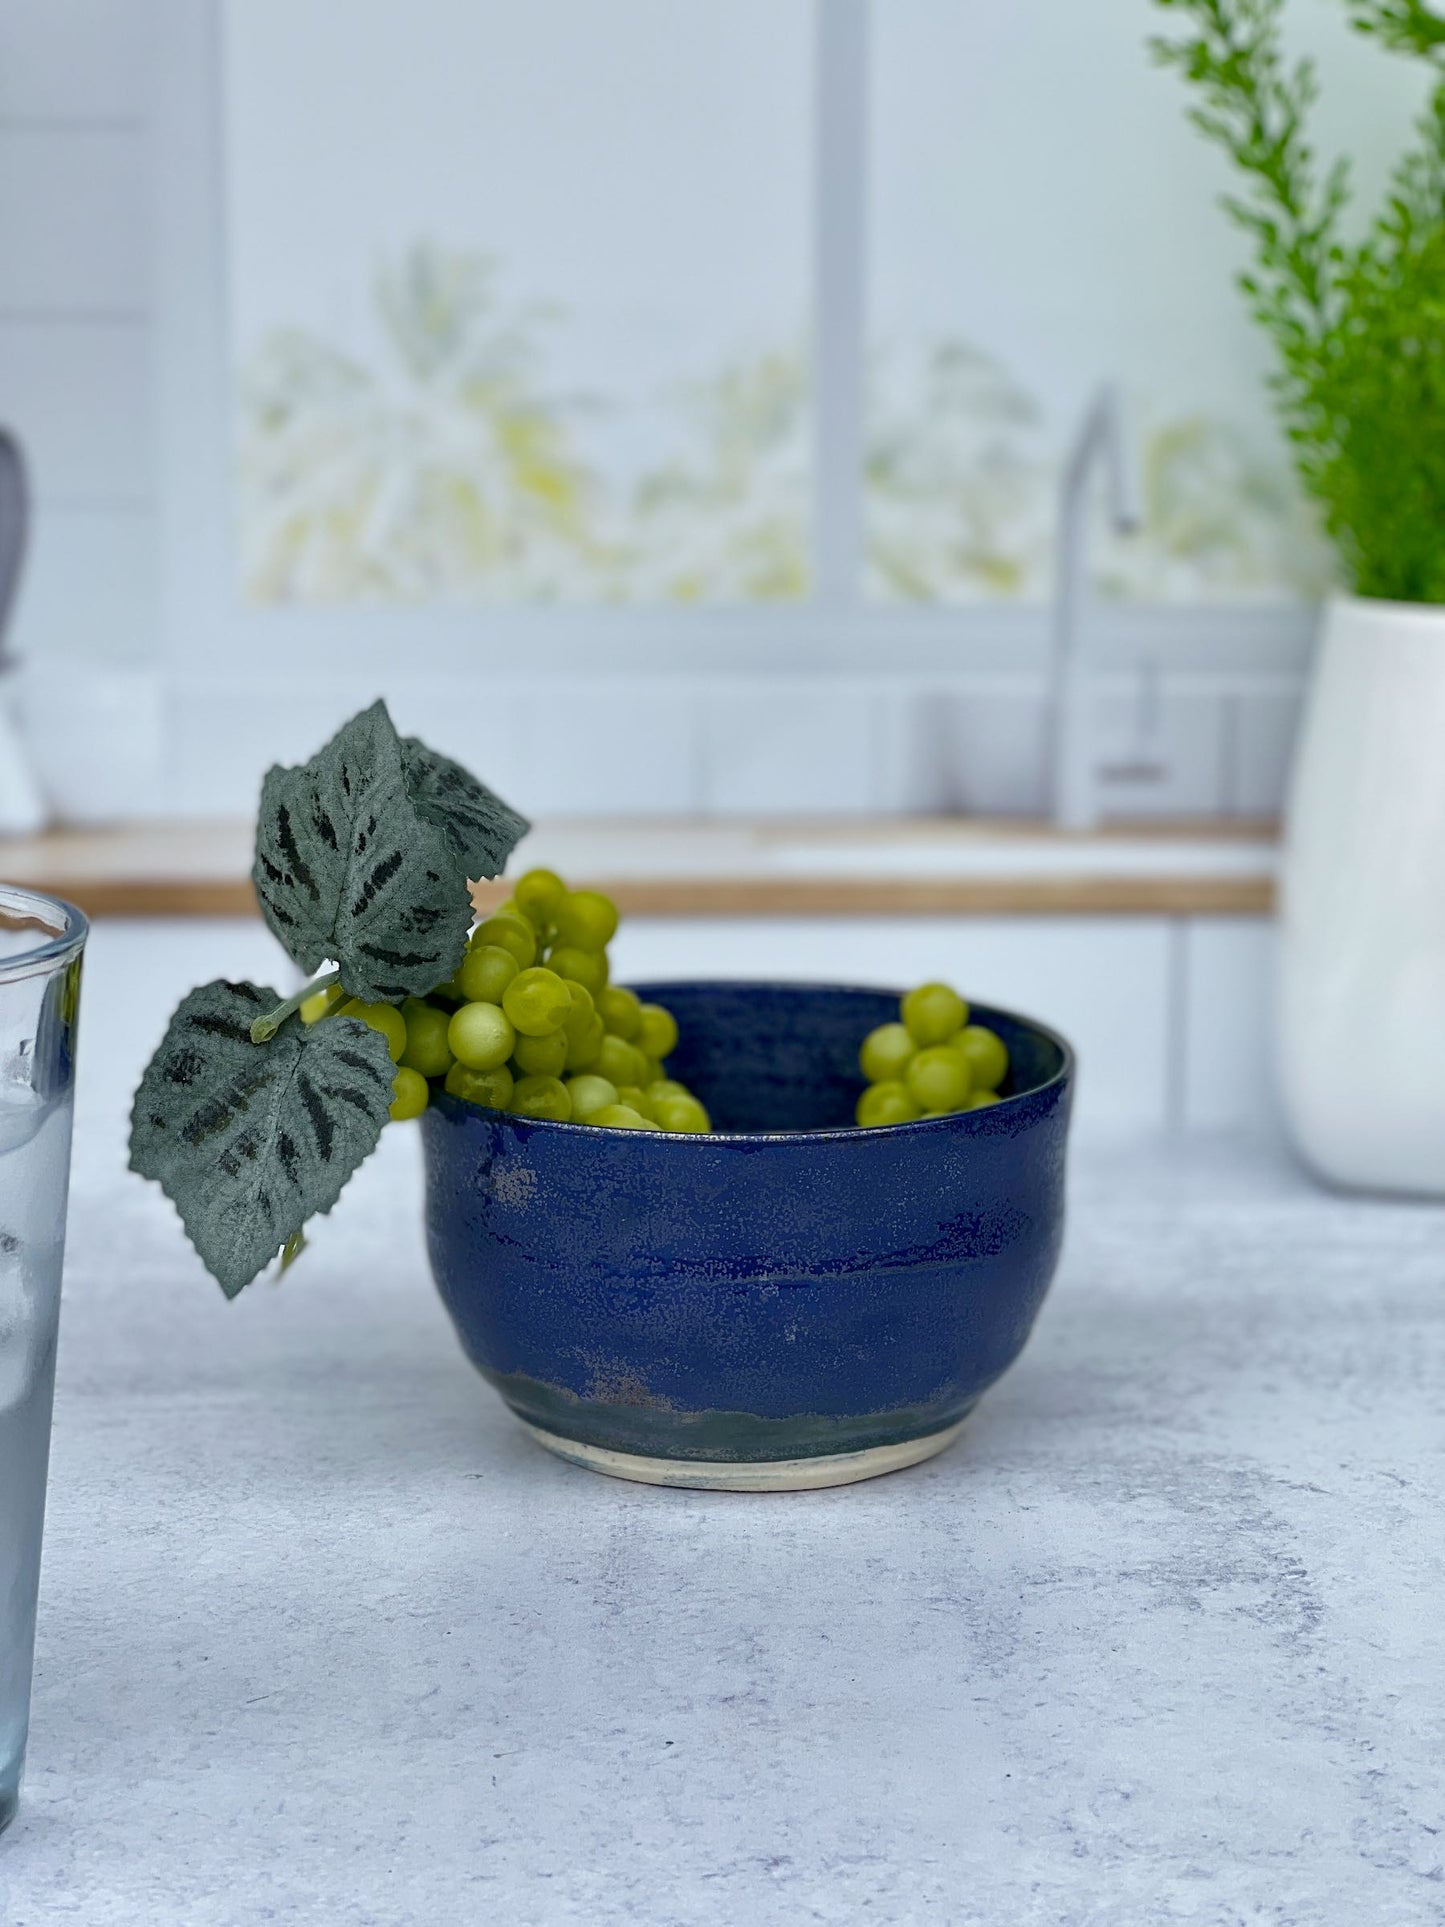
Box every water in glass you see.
[0,892,84,1834]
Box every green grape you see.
[598,985,642,1040]
[337,998,407,1062]
[448,1000,515,1072]
[646,1078,690,1106]
[399,999,454,1079]
[514,867,567,928]
[655,1094,711,1134]
[597,1034,648,1089]
[510,1075,572,1122]
[614,1084,658,1121]
[511,1029,569,1078]
[553,888,619,951]
[548,944,609,998]
[472,914,536,970]
[564,1074,619,1120]
[855,1080,920,1128]
[560,980,595,1040]
[503,966,572,1037]
[635,1003,679,1060]
[499,897,551,942]
[389,1065,430,1122]
[901,982,969,1047]
[956,1024,1009,1093]
[300,983,345,1025]
[444,1061,514,1111]
[905,1046,971,1113]
[859,1021,915,1085]
[564,1012,607,1072]
[456,942,519,1006]
[588,1104,649,1130]
[638,1055,664,1086]
[966,1091,1001,1110]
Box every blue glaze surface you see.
[422,982,1073,1462]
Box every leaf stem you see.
[278,1228,308,1275]
[250,969,342,1045]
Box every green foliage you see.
[132,707,528,1295]
[129,981,397,1298]
[1152,0,1445,601]
[399,733,530,882]
[253,701,525,1005]
[1349,0,1445,57]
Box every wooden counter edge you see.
[28,874,1276,919]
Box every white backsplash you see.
[103,671,1297,824]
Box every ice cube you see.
[0,1048,54,1158]
[0,1092,49,1159]
[0,1234,54,1412]
[0,1101,72,1239]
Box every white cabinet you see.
[612,913,1278,1140]
[92,914,1279,1145]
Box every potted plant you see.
[129,703,1075,1489]
[1154,0,1445,1192]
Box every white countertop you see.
[1,924,1441,1926]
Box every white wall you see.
[0,0,160,672]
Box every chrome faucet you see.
[1049,384,1143,831]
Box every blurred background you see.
[0,0,1422,821]
[0,0,1431,1143]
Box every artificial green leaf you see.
[401,736,529,881]
[129,979,395,1298]
[251,700,471,1003]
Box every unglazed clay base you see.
[519,1417,969,1491]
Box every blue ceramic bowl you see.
[422,982,1073,1490]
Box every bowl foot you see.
[518,1417,968,1491]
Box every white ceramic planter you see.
[1278,595,1445,1195]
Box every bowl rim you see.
[433,977,1074,1147]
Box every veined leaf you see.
[401,736,529,881]
[129,979,395,1298]
[252,700,472,1003]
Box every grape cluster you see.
[854,982,1009,1127]
[307,869,713,1133]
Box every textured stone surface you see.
[0,923,1442,1924]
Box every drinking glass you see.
[0,886,85,1834]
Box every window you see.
[223,0,812,606]
[865,0,1347,606]
[202,0,1420,634]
